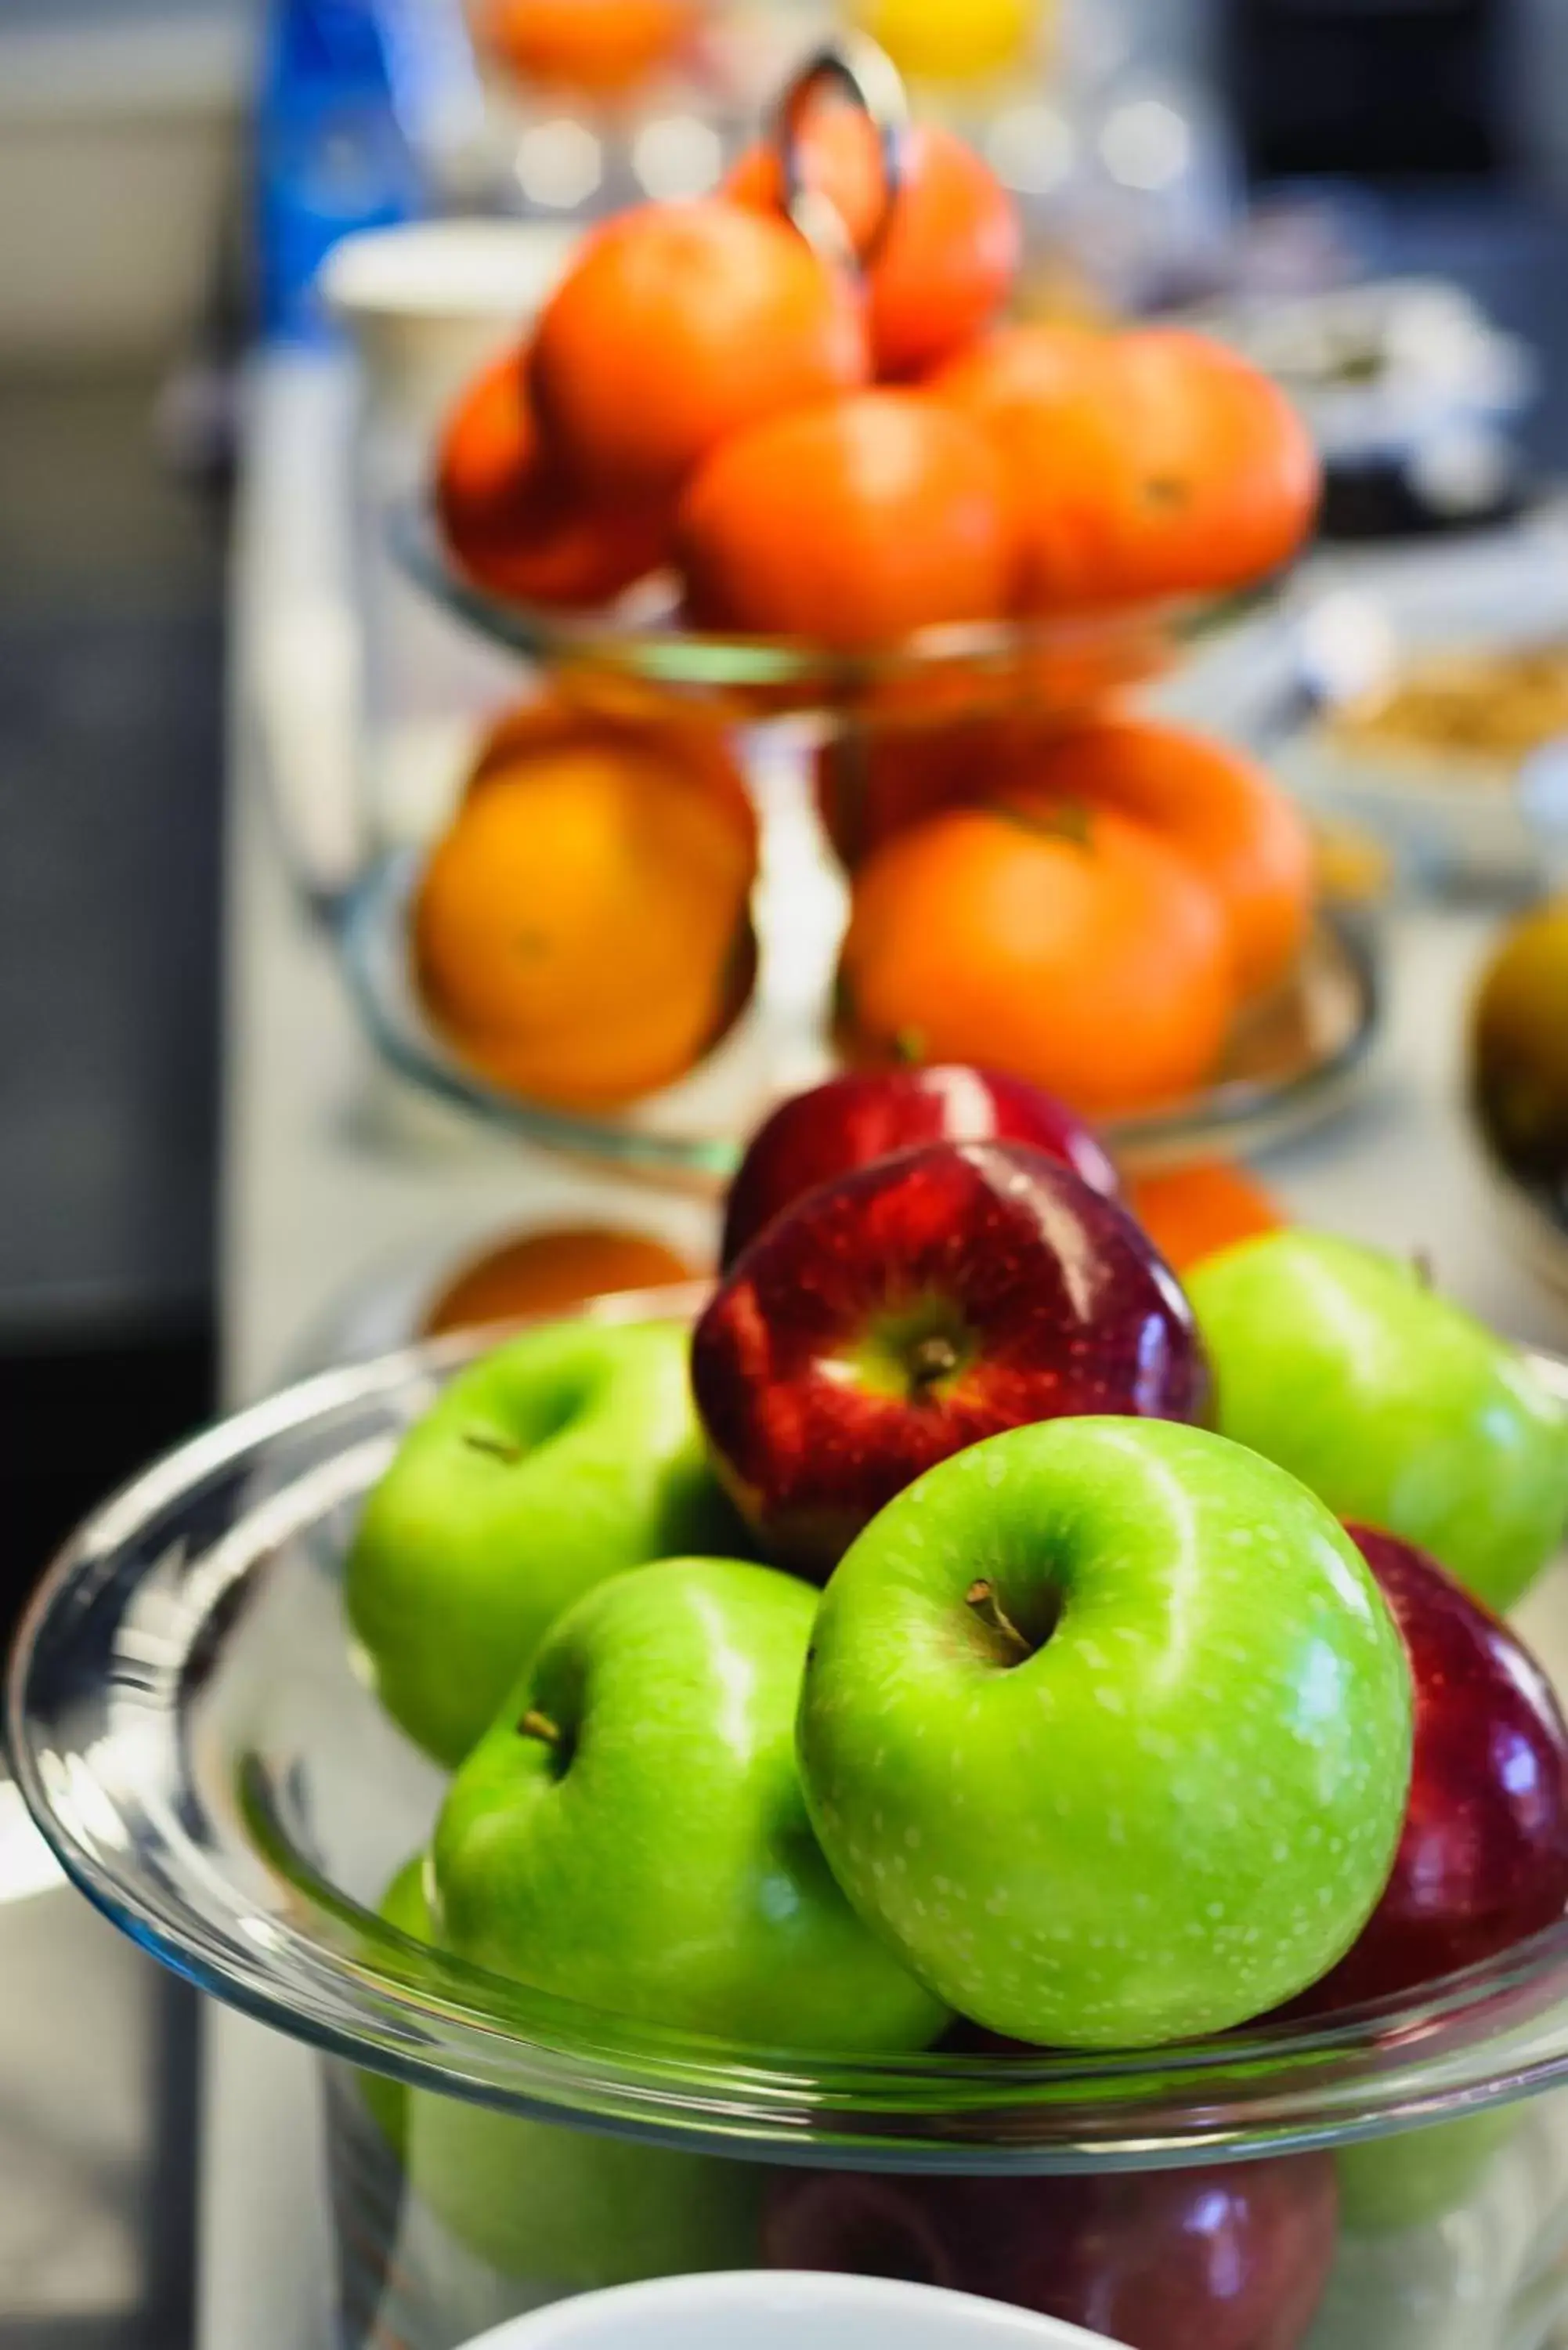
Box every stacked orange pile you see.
[417,89,1323,1130]
[437,107,1315,638]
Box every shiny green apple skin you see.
[433,1556,948,2051]
[355,1854,435,2156]
[346,1319,742,1767]
[1335,2110,1521,2236]
[797,1418,1413,2049]
[398,2090,764,2289]
[359,1852,760,2283]
[1188,1231,1568,1613]
[381,1849,432,1941]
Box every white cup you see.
[320,216,579,433]
[457,2269,1113,2350]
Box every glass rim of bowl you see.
[335,851,1384,1188]
[10,1285,1568,2172]
[392,498,1241,700]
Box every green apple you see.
[1187,1231,1568,1612]
[399,2088,763,2289]
[797,1417,1413,2049]
[433,1556,948,2050]
[1335,2109,1521,2236]
[381,1849,432,1941]
[359,1853,761,2284]
[347,1318,744,1766]
[354,1853,441,2157]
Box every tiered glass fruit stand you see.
[328,38,1383,1189]
[338,495,1381,1186]
[10,1294,1568,2350]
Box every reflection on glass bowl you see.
[337,841,1382,1184]
[8,1311,1568,2350]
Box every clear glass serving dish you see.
[389,499,1188,734]
[11,1293,1568,2350]
[329,513,1383,1186]
[337,837,1380,1185]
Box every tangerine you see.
[480,0,698,96]
[414,711,757,1108]
[936,323,1319,607]
[435,347,669,608]
[1122,1161,1284,1275]
[677,389,1013,649]
[1028,717,1316,996]
[813,713,1035,866]
[465,693,756,846]
[529,199,868,494]
[837,797,1234,1115]
[423,1225,698,1335]
[728,114,1020,377]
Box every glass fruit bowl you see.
[11,1290,1568,2350]
[333,508,1383,1185]
[338,839,1380,1184]
[390,497,1191,732]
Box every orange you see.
[1123,1161,1285,1274]
[464,693,757,844]
[837,797,1234,1115]
[529,200,868,494]
[423,1225,698,1335]
[933,317,1112,410]
[935,324,1320,608]
[814,714,1315,994]
[414,712,757,1108]
[1027,717,1316,996]
[479,0,698,96]
[728,114,1020,378]
[677,389,1013,649]
[813,714,1037,866]
[435,347,670,608]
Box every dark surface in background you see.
[0,368,222,1643]
[1225,0,1508,181]
[1374,195,1568,475]
[0,363,215,2345]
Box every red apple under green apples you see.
[1292,1524,1568,2015]
[721,1067,1119,1267]
[692,1140,1208,1575]
[762,2154,1339,2350]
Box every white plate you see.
[458,2270,1111,2350]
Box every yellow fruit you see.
[1471,898,1568,1182]
[852,0,1040,81]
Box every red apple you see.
[1293,1525,1568,2015]
[721,1067,1120,1267]
[692,1140,1209,1576]
[761,2157,1339,2350]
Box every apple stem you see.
[518,1708,562,1748]
[463,1428,523,1465]
[1411,1248,1436,1290]
[908,1333,960,1393]
[966,1578,1032,1663]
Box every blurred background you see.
[5,0,1568,2343]
[9,0,1568,1621]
